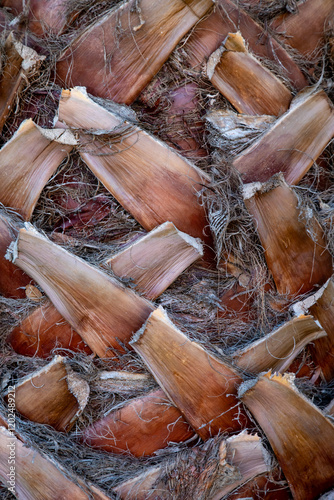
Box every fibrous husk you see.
[131,307,249,439]
[4,355,89,432]
[234,315,326,374]
[56,0,214,104]
[80,389,194,457]
[184,0,307,90]
[0,119,76,220]
[243,174,333,298]
[56,87,211,245]
[0,426,111,499]
[7,299,92,358]
[114,431,271,500]
[233,88,334,185]
[105,222,203,300]
[240,371,334,500]
[207,32,292,116]
[292,278,334,381]
[6,222,154,357]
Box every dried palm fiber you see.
[7,299,93,358]
[233,88,334,185]
[0,427,112,499]
[138,80,207,159]
[104,222,203,300]
[206,32,292,116]
[234,315,326,375]
[8,222,202,357]
[131,307,250,440]
[4,355,89,431]
[0,119,76,220]
[6,222,155,357]
[95,370,152,395]
[0,34,44,133]
[183,0,307,90]
[56,0,214,104]
[81,389,194,457]
[325,398,334,417]
[240,372,334,500]
[56,87,212,246]
[205,109,276,157]
[1,0,74,37]
[292,279,334,381]
[0,210,31,298]
[243,174,333,298]
[270,0,334,61]
[226,468,292,500]
[113,431,271,499]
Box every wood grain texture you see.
[7,300,92,358]
[244,175,333,298]
[0,119,76,220]
[240,372,334,500]
[131,308,249,439]
[0,427,112,499]
[57,87,211,243]
[208,32,291,116]
[10,224,154,357]
[233,89,334,185]
[270,0,334,60]
[56,0,214,104]
[184,0,307,90]
[81,389,194,457]
[105,222,203,300]
[234,315,326,374]
[5,356,89,432]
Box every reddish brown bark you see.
[81,390,194,457]
[7,300,92,358]
[184,0,307,90]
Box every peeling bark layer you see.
[2,0,73,37]
[0,35,44,133]
[0,211,31,298]
[293,279,334,381]
[270,0,334,61]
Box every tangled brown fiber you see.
[0,0,334,498]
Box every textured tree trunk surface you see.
[0,1,333,499]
